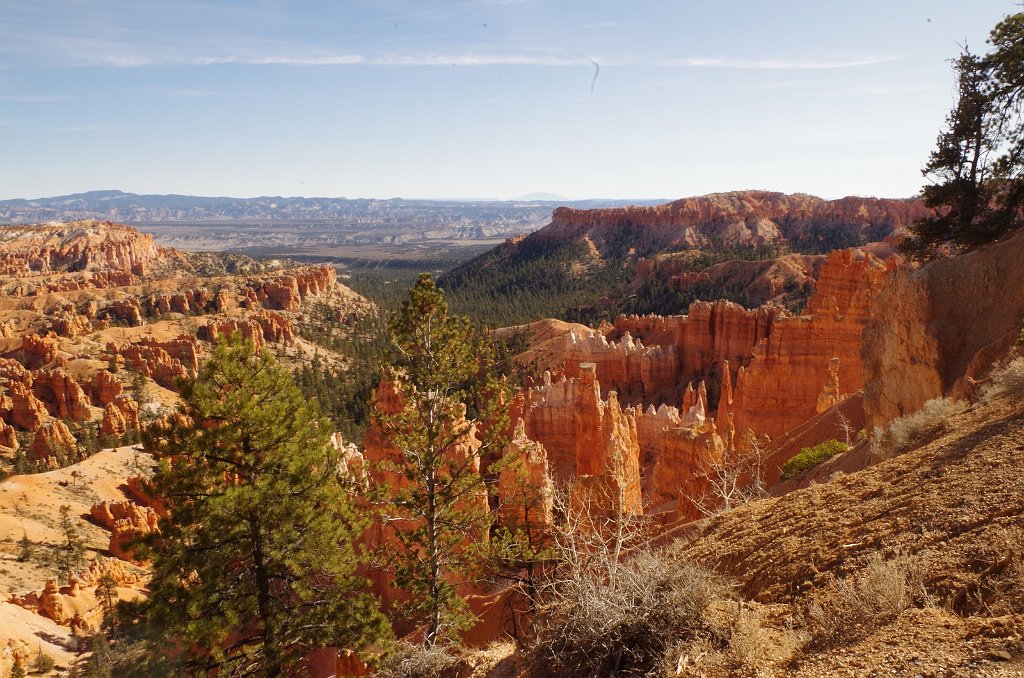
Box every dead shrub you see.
[690,429,770,517]
[806,551,925,642]
[664,635,729,676]
[870,397,968,458]
[1002,559,1024,613]
[950,526,1024,616]
[983,357,1024,402]
[376,642,465,678]
[528,548,729,677]
[726,607,794,668]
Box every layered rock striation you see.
[519,364,723,519]
[726,248,894,440]
[0,221,162,276]
[863,227,1024,431]
[540,191,928,253]
[514,246,900,490]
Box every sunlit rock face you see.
[864,227,1024,431]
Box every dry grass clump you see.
[528,548,729,677]
[662,601,806,675]
[983,356,1024,402]
[806,551,925,642]
[376,642,465,678]
[871,397,968,458]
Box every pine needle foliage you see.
[374,274,512,646]
[132,335,389,677]
[904,12,1024,258]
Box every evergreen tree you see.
[374,274,511,646]
[58,505,85,582]
[988,12,1024,226]
[132,336,388,676]
[17,531,32,563]
[905,12,1024,257]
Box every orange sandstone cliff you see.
[863,227,1024,431]
[523,246,895,446]
[726,248,896,440]
[539,191,928,253]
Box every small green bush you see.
[781,439,847,480]
[30,649,56,674]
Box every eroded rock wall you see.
[863,228,1024,431]
[724,248,894,441]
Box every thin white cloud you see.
[90,51,585,67]
[48,45,900,71]
[365,53,581,66]
[0,94,71,102]
[190,54,364,66]
[662,55,902,70]
[458,0,543,6]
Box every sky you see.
[0,1,1016,201]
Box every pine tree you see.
[58,504,85,582]
[374,274,511,646]
[17,531,32,563]
[132,336,389,676]
[905,12,1024,257]
[906,51,1003,254]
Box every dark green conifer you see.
[132,335,388,676]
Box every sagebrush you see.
[983,357,1024,402]
[807,551,925,642]
[871,397,967,458]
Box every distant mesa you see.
[439,189,930,325]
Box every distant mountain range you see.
[0,190,666,225]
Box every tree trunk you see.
[251,516,281,677]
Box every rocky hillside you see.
[466,217,1024,675]
[439,191,928,325]
[0,220,370,472]
[486,245,898,522]
[660,384,1024,676]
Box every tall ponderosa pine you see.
[133,336,388,676]
[906,12,1024,257]
[375,274,510,646]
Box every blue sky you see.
[0,1,1015,201]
